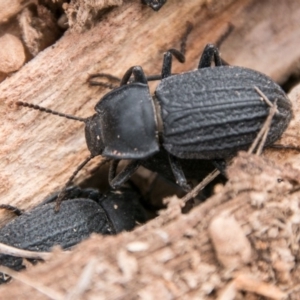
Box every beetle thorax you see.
[94,83,160,159]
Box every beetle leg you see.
[162,52,172,78]
[109,160,141,189]
[88,73,121,89]
[90,58,182,87]
[89,73,166,89]
[120,66,148,85]
[168,154,191,192]
[198,44,226,68]
[108,160,120,182]
[162,49,185,79]
[212,159,227,177]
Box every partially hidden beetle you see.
[18,44,292,191]
[0,186,147,283]
[141,0,166,11]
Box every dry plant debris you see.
[64,0,123,31]
[1,151,300,299]
[0,0,63,79]
[0,34,25,73]
[0,0,37,23]
[18,5,62,56]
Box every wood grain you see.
[1,0,300,214]
[0,0,300,298]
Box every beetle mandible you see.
[18,44,292,191]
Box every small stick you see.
[66,259,96,300]
[233,273,286,299]
[0,242,53,260]
[254,86,279,112]
[248,87,278,154]
[256,102,277,155]
[181,169,220,204]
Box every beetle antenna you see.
[54,157,110,211]
[16,101,86,123]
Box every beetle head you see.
[84,114,105,157]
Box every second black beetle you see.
[18,44,292,190]
[0,186,147,283]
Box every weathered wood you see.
[0,0,300,298]
[1,148,300,299]
[1,0,300,216]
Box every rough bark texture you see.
[0,0,300,298]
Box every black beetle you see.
[0,186,146,283]
[17,44,292,191]
[141,0,166,11]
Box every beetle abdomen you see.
[155,66,292,159]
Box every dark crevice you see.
[282,72,300,93]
